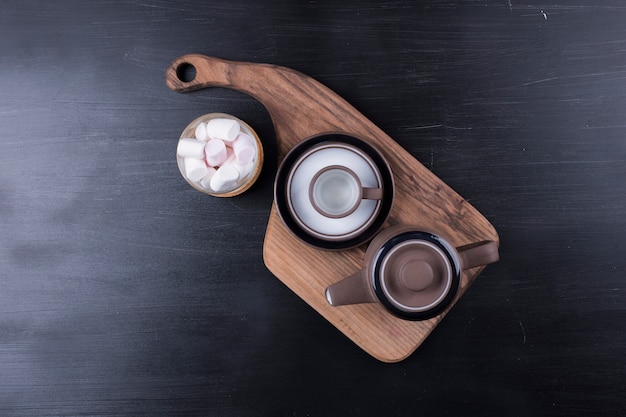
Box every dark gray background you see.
[1,1,624,416]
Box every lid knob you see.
[400,259,434,292]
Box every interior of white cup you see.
[310,166,362,217]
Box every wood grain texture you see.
[166,55,499,361]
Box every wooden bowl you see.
[176,113,264,197]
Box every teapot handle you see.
[457,240,499,270]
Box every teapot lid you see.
[371,230,461,320]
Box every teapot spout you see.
[325,269,378,306]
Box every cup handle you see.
[457,240,499,270]
[361,187,383,200]
[325,269,378,306]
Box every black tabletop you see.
[1,1,624,416]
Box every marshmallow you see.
[218,149,253,178]
[232,161,255,179]
[232,133,256,165]
[184,157,209,182]
[177,138,205,159]
[195,122,208,141]
[206,118,240,142]
[210,165,240,192]
[199,167,217,189]
[221,148,236,165]
[204,139,228,167]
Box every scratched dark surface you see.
[1,1,625,416]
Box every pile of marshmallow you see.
[177,117,258,193]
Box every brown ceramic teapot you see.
[325,224,499,320]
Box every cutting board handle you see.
[166,54,263,94]
[165,54,385,159]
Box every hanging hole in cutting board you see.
[176,62,196,83]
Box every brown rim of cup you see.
[308,165,363,219]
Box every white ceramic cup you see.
[309,165,383,219]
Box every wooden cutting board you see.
[166,54,499,362]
